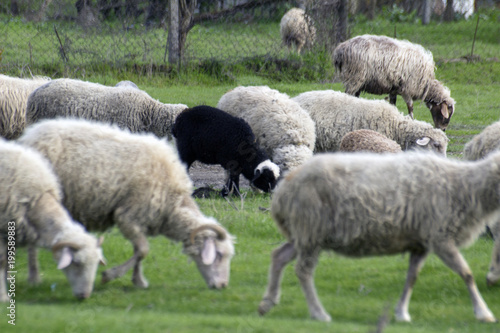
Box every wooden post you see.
[167,0,180,65]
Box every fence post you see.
[168,0,180,65]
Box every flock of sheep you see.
[1,27,500,325]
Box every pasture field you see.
[1,13,500,333]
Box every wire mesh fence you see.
[0,0,498,76]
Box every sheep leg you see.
[394,251,428,322]
[258,242,296,316]
[27,246,41,285]
[102,230,150,288]
[295,247,331,322]
[0,238,8,302]
[403,96,414,119]
[487,222,500,286]
[434,243,497,322]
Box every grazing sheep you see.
[462,120,500,286]
[463,121,500,161]
[0,139,105,302]
[217,86,316,174]
[280,8,316,54]
[339,129,402,153]
[259,152,500,323]
[333,34,455,131]
[18,119,235,289]
[292,90,448,156]
[26,78,187,139]
[172,105,280,196]
[0,74,51,139]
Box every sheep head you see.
[252,160,281,193]
[52,235,106,299]
[187,221,235,289]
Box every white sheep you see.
[463,121,500,161]
[259,151,500,323]
[0,74,51,139]
[333,34,455,131]
[26,78,187,139]
[0,139,105,302]
[18,119,235,289]
[462,120,500,286]
[292,90,448,155]
[339,129,402,153]
[217,86,316,173]
[280,7,316,54]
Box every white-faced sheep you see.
[339,129,402,153]
[26,78,187,139]
[0,74,51,140]
[280,8,316,54]
[0,139,105,302]
[18,119,235,289]
[172,105,280,196]
[292,90,448,155]
[462,120,500,286]
[259,152,500,323]
[463,121,500,161]
[333,34,455,131]
[217,86,316,174]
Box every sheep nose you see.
[210,280,228,289]
[75,292,90,300]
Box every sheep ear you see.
[416,137,431,146]
[441,103,449,119]
[57,247,73,270]
[201,238,217,265]
[252,169,262,182]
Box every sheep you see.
[258,151,500,323]
[280,7,316,54]
[463,121,500,161]
[217,86,316,174]
[462,120,500,286]
[18,118,235,289]
[333,34,455,131]
[25,78,188,139]
[339,129,402,153]
[0,139,105,302]
[292,90,448,156]
[0,74,51,140]
[114,80,138,89]
[172,105,280,196]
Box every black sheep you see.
[172,105,280,196]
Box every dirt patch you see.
[188,161,251,190]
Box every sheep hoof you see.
[132,277,149,289]
[101,270,113,284]
[394,311,411,322]
[311,312,332,322]
[258,299,276,316]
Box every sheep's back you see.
[463,121,500,161]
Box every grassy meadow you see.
[1,9,500,333]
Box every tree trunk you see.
[422,0,432,24]
[336,0,348,44]
[10,0,19,16]
[179,0,197,58]
[168,0,180,64]
[444,0,454,21]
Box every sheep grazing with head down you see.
[339,129,402,153]
[18,119,235,290]
[0,139,105,302]
[280,8,316,54]
[0,74,51,139]
[259,151,500,323]
[293,90,448,156]
[26,78,187,139]
[333,34,455,131]
[172,105,280,196]
[217,86,316,174]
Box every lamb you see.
[333,34,455,131]
[0,74,51,140]
[18,118,235,289]
[172,105,280,196]
[339,129,402,153]
[0,139,105,302]
[258,151,500,323]
[463,121,500,161]
[280,8,316,54]
[292,90,448,156]
[217,86,316,174]
[26,78,188,139]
